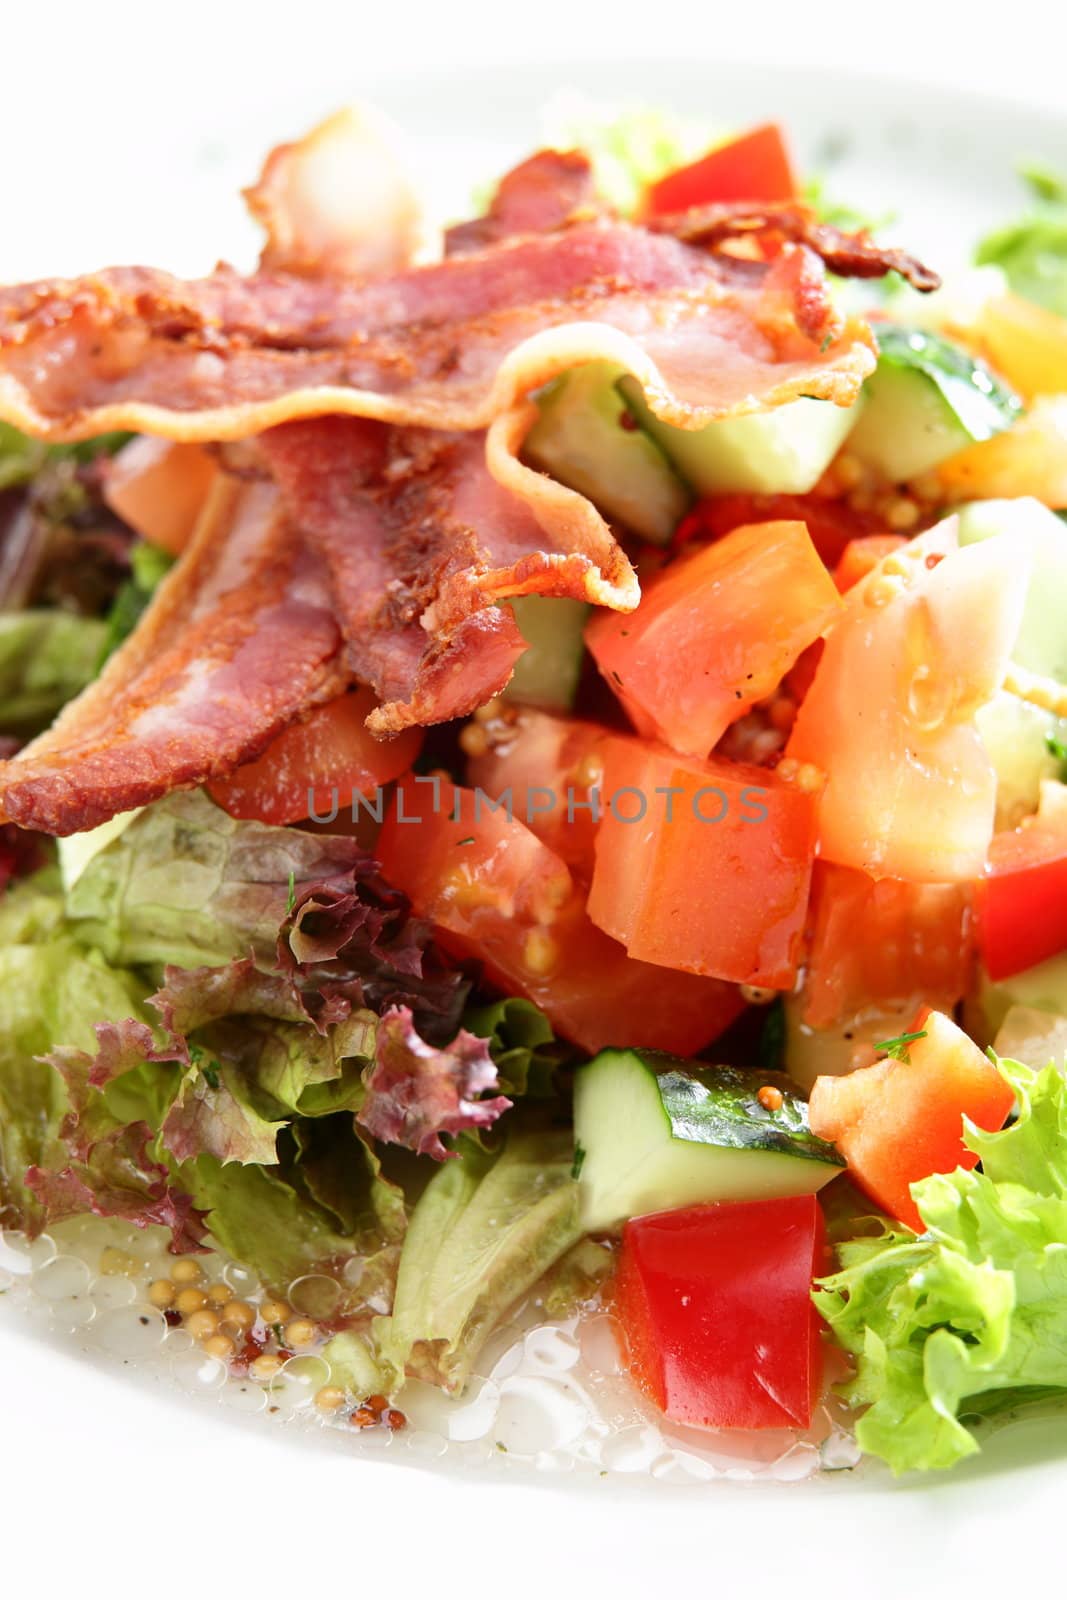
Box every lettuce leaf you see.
[462,994,568,1096]
[357,1006,510,1160]
[96,541,175,667]
[69,791,468,1037]
[976,169,1067,316]
[373,1124,580,1392]
[66,791,373,970]
[0,937,149,1230]
[0,610,108,732]
[0,422,131,493]
[816,1056,1067,1473]
[542,100,708,214]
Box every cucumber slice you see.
[847,326,1021,482]
[573,1048,844,1232]
[620,377,861,496]
[57,807,142,892]
[976,690,1067,830]
[957,497,1067,683]
[971,949,1067,1046]
[503,595,589,711]
[992,1004,1067,1071]
[523,361,690,544]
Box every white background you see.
[2,2,1067,1594]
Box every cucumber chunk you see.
[57,808,142,892]
[573,1048,844,1232]
[976,690,1067,830]
[503,595,589,712]
[524,361,690,544]
[847,326,1021,482]
[971,950,1067,1046]
[957,497,1067,683]
[620,377,860,496]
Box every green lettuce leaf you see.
[373,1123,580,1392]
[0,936,148,1230]
[96,541,175,667]
[976,168,1067,316]
[68,792,468,1042]
[816,1057,1067,1473]
[0,422,131,493]
[542,102,708,215]
[462,994,569,1097]
[66,790,376,970]
[0,611,108,732]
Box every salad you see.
[1,102,1067,1479]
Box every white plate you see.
[2,49,1066,1597]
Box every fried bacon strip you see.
[0,140,945,834]
[444,148,602,255]
[260,413,638,733]
[0,477,347,834]
[0,222,876,445]
[244,106,430,279]
[648,202,941,292]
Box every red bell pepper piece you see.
[808,1009,1015,1232]
[977,784,1067,979]
[645,123,796,216]
[614,1195,826,1431]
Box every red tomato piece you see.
[207,688,422,826]
[465,708,607,876]
[644,124,796,216]
[787,522,1030,881]
[586,520,842,759]
[614,1196,826,1431]
[801,863,974,1030]
[588,734,819,989]
[376,778,744,1054]
[833,534,908,593]
[103,438,218,555]
[808,1009,1015,1232]
[977,782,1067,979]
[675,492,885,569]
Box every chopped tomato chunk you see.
[614,1196,825,1430]
[975,292,1067,401]
[588,734,819,989]
[376,778,744,1054]
[103,438,217,555]
[676,492,885,569]
[787,522,1030,881]
[465,708,607,876]
[977,781,1067,979]
[644,124,796,216]
[808,1009,1015,1232]
[586,520,842,759]
[938,397,1067,508]
[833,534,907,593]
[208,688,422,826]
[801,863,974,1029]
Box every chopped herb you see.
[201,1063,220,1090]
[1045,731,1067,763]
[820,332,834,353]
[571,1142,586,1180]
[188,1043,206,1066]
[610,669,623,688]
[456,836,475,847]
[495,1440,508,1453]
[285,871,297,915]
[875,1028,928,1062]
